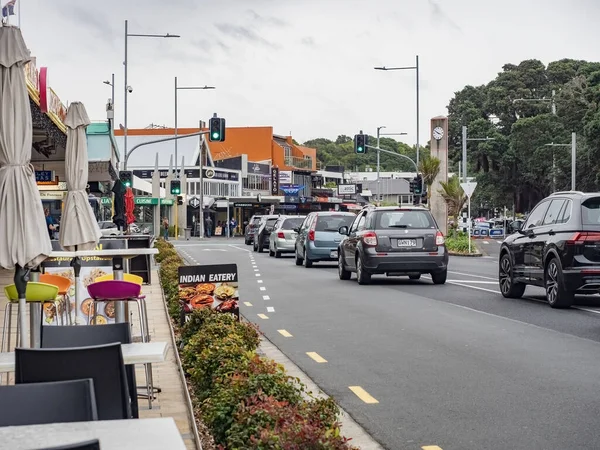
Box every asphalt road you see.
[175,238,600,450]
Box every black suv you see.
[253,215,279,253]
[499,191,600,308]
[244,215,263,245]
[337,206,448,285]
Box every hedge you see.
[154,238,358,449]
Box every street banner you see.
[178,263,240,321]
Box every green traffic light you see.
[212,132,220,139]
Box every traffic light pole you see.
[366,145,422,192]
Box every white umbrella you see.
[0,26,52,346]
[59,102,102,322]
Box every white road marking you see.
[254,269,259,271]
[260,287,266,291]
[448,271,497,280]
[263,295,271,300]
[255,273,261,277]
[447,280,498,284]
[257,280,263,284]
[483,241,490,244]
[201,249,227,252]
[267,306,275,312]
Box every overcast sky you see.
[17,0,600,146]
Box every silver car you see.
[268,216,306,258]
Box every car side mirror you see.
[293,227,300,233]
[338,226,349,235]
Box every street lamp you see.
[123,19,180,170]
[376,127,407,202]
[461,126,495,183]
[374,55,420,166]
[174,76,215,178]
[103,74,115,112]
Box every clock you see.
[433,126,444,141]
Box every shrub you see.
[156,247,178,263]
[445,230,474,253]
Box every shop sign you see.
[100,197,112,205]
[338,184,357,195]
[161,199,174,206]
[39,191,66,200]
[270,167,279,195]
[35,170,54,183]
[279,170,292,184]
[233,203,255,208]
[38,67,67,127]
[133,168,239,182]
[178,264,240,323]
[134,197,159,205]
[280,184,304,195]
[248,162,270,175]
[189,197,201,209]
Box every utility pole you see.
[544,132,577,191]
[376,128,407,203]
[462,126,495,183]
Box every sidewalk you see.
[0,268,197,450]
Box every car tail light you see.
[436,231,445,246]
[308,218,316,241]
[362,231,378,246]
[277,232,285,239]
[566,232,600,245]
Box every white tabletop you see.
[0,417,186,449]
[0,341,168,373]
[49,248,158,259]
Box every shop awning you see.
[342,203,362,211]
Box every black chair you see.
[42,323,139,418]
[15,343,131,421]
[0,379,98,426]
[39,440,100,450]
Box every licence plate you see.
[397,239,417,247]
[330,250,338,258]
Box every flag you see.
[2,0,16,18]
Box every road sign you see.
[460,181,477,198]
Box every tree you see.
[439,176,467,228]
[418,156,441,208]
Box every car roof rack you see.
[550,191,585,196]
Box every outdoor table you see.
[0,341,168,373]
[25,248,160,348]
[0,417,186,449]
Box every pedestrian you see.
[229,217,237,237]
[45,208,56,240]
[163,217,169,240]
[205,215,213,238]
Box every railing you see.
[284,155,313,170]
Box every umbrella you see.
[0,26,52,347]
[59,102,102,322]
[112,180,126,231]
[125,187,135,226]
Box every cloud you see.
[246,9,288,27]
[427,0,462,33]
[64,3,116,41]
[214,23,279,49]
[301,37,316,48]
[191,38,230,54]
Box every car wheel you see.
[275,248,282,258]
[409,274,421,280]
[295,250,303,266]
[258,241,264,253]
[303,251,313,268]
[338,253,351,280]
[269,246,274,257]
[356,255,371,285]
[253,240,258,252]
[430,270,447,285]
[499,253,525,298]
[545,257,574,308]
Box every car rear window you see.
[251,217,262,225]
[281,217,304,230]
[265,218,278,227]
[315,215,354,232]
[376,210,435,229]
[582,198,600,225]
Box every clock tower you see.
[430,116,449,235]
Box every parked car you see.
[98,221,122,237]
[294,212,356,267]
[337,206,448,285]
[268,216,306,258]
[499,191,600,308]
[245,215,263,245]
[253,215,279,252]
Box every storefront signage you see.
[279,170,292,184]
[280,205,297,211]
[39,191,66,200]
[36,176,59,186]
[132,168,239,182]
[178,264,240,323]
[35,170,54,183]
[249,162,270,175]
[270,167,279,195]
[338,184,357,195]
[161,199,174,206]
[38,67,67,127]
[134,197,158,205]
[100,197,111,205]
[189,197,201,209]
[280,184,304,195]
[233,203,256,208]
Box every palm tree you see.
[418,156,441,208]
[439,175,467,229]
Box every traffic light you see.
[209,116,226,142]
[409,178,415,194]
[170,180,181,195]
[413,175,423,195]
[413,194,421,206]
[421,191,428,205]
[354,133,368,154]
[119,170,133,188]
[177,195,183,205]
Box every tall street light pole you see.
[376,128,407,203]
[374,55,420,166]
[461,125,495,183]
[174,77,215,178]
[544,133,577,191]
[123,19,179,170]
[103,74,115,111]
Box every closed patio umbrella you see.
[112,180,126,231]
[59,102,102,319]
[125,187,135,228]
[0,26,52,346]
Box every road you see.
[175,238,600,450]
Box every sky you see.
[15,0,600,146]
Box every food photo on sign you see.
[178,264,240,322]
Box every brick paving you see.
[0,267,198,450]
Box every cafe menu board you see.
[178,264,240,319]
[42,240,126,326]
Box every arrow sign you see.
[460,181,477,198]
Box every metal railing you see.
[284,155,313,170]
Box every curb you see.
[448,251,483,257]
[156,264,204,450]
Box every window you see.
[557,200,572,224]
[282,217,304,230]
[524,201,550,229]
[581,197,600,225]
[317,214,355,232]
[398,195,412,205]
[542,199,566,226]
[376,210,435,229]
[243,174,270,191]
[356,214,367,231]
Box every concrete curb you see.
[448,251,483,257]
[156,264,204,450]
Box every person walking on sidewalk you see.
[163,217,169,240]
[205,215,213,238]
[229,217,237,237]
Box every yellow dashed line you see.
[422,446,443,450]
[243,302,253,307]
[349,386,379,404]
[306,352,327,363]
[257,313,268,319]
[278,329,293,337]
